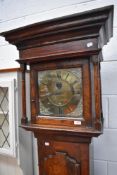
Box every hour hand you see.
[40,92,51,97]
[40,92,60,97]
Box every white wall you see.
[0,0,117,175]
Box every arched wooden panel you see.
[44,152,80,175]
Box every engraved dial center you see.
[48,80,73,107]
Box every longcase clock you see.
[1,5,113,175]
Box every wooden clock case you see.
[1,6,113,175]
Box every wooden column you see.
[21,64,28,124]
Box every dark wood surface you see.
[1,6,113,175]
[38,139,88,175]
[20,64,28,124]
[1,5,113,49]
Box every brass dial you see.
[38,68,82,117]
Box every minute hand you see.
[40,92,61,97]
